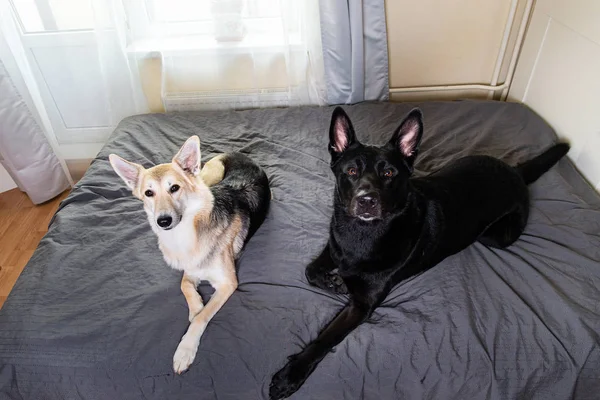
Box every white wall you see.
[508,0,600,190]
[0,164,17,193]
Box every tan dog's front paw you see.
[173,339,198,374]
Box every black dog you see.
[269,107,570,399]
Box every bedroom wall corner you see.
[508,0,600,191]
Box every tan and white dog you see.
[109,136,270,373]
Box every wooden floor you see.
[0,188,68,309]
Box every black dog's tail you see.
[516,143,570,184]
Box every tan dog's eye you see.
[170,184,180,194]
[347,167,357,176]
[144,190,154,197]
[384,169,394,177]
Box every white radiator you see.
[162,88,291,112]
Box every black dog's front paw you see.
[324,270,348,294]
[306,266,348,294]
[269,358,310,400]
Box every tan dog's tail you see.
[200,154,226,186]
[201,154,274,200]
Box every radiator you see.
[162,88,291,112]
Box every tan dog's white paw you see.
[173,340,198,374]
[188,304,203,322]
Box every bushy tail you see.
[516,143,570,184]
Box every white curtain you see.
[91,0,326,112]
[0,57,71,203]
[91,0,149,122]
[0,0,72,203]
[122,0,326,111]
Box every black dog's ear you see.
[329,107,357,161]
[388,108,423,169]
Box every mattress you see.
[1,101,599,399]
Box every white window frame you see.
[124,0,303,52]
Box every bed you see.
[1,101,599,399]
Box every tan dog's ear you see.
[173,136,201,176]
[109,154,143,190]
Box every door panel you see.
[31,45,110,129]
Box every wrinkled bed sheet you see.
[1,101,599,400]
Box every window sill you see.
[126,33,303,56]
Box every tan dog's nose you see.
[157,215,173,229]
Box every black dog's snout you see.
[157,215,173,228]
[356,195,378,210]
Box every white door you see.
[508,0,600,190]
[5,0,133,160]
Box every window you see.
[129,0,301,45]
[148,0,282,23]
[10,0,95,33]
[10,0,303,50]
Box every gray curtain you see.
[0,59,70,204]
[319,0,389,104]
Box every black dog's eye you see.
[347,167,357,176]
[383,169,394,178]
[170,184,180,193]
[144,190,154,197]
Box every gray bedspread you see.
[1,101,599,400]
